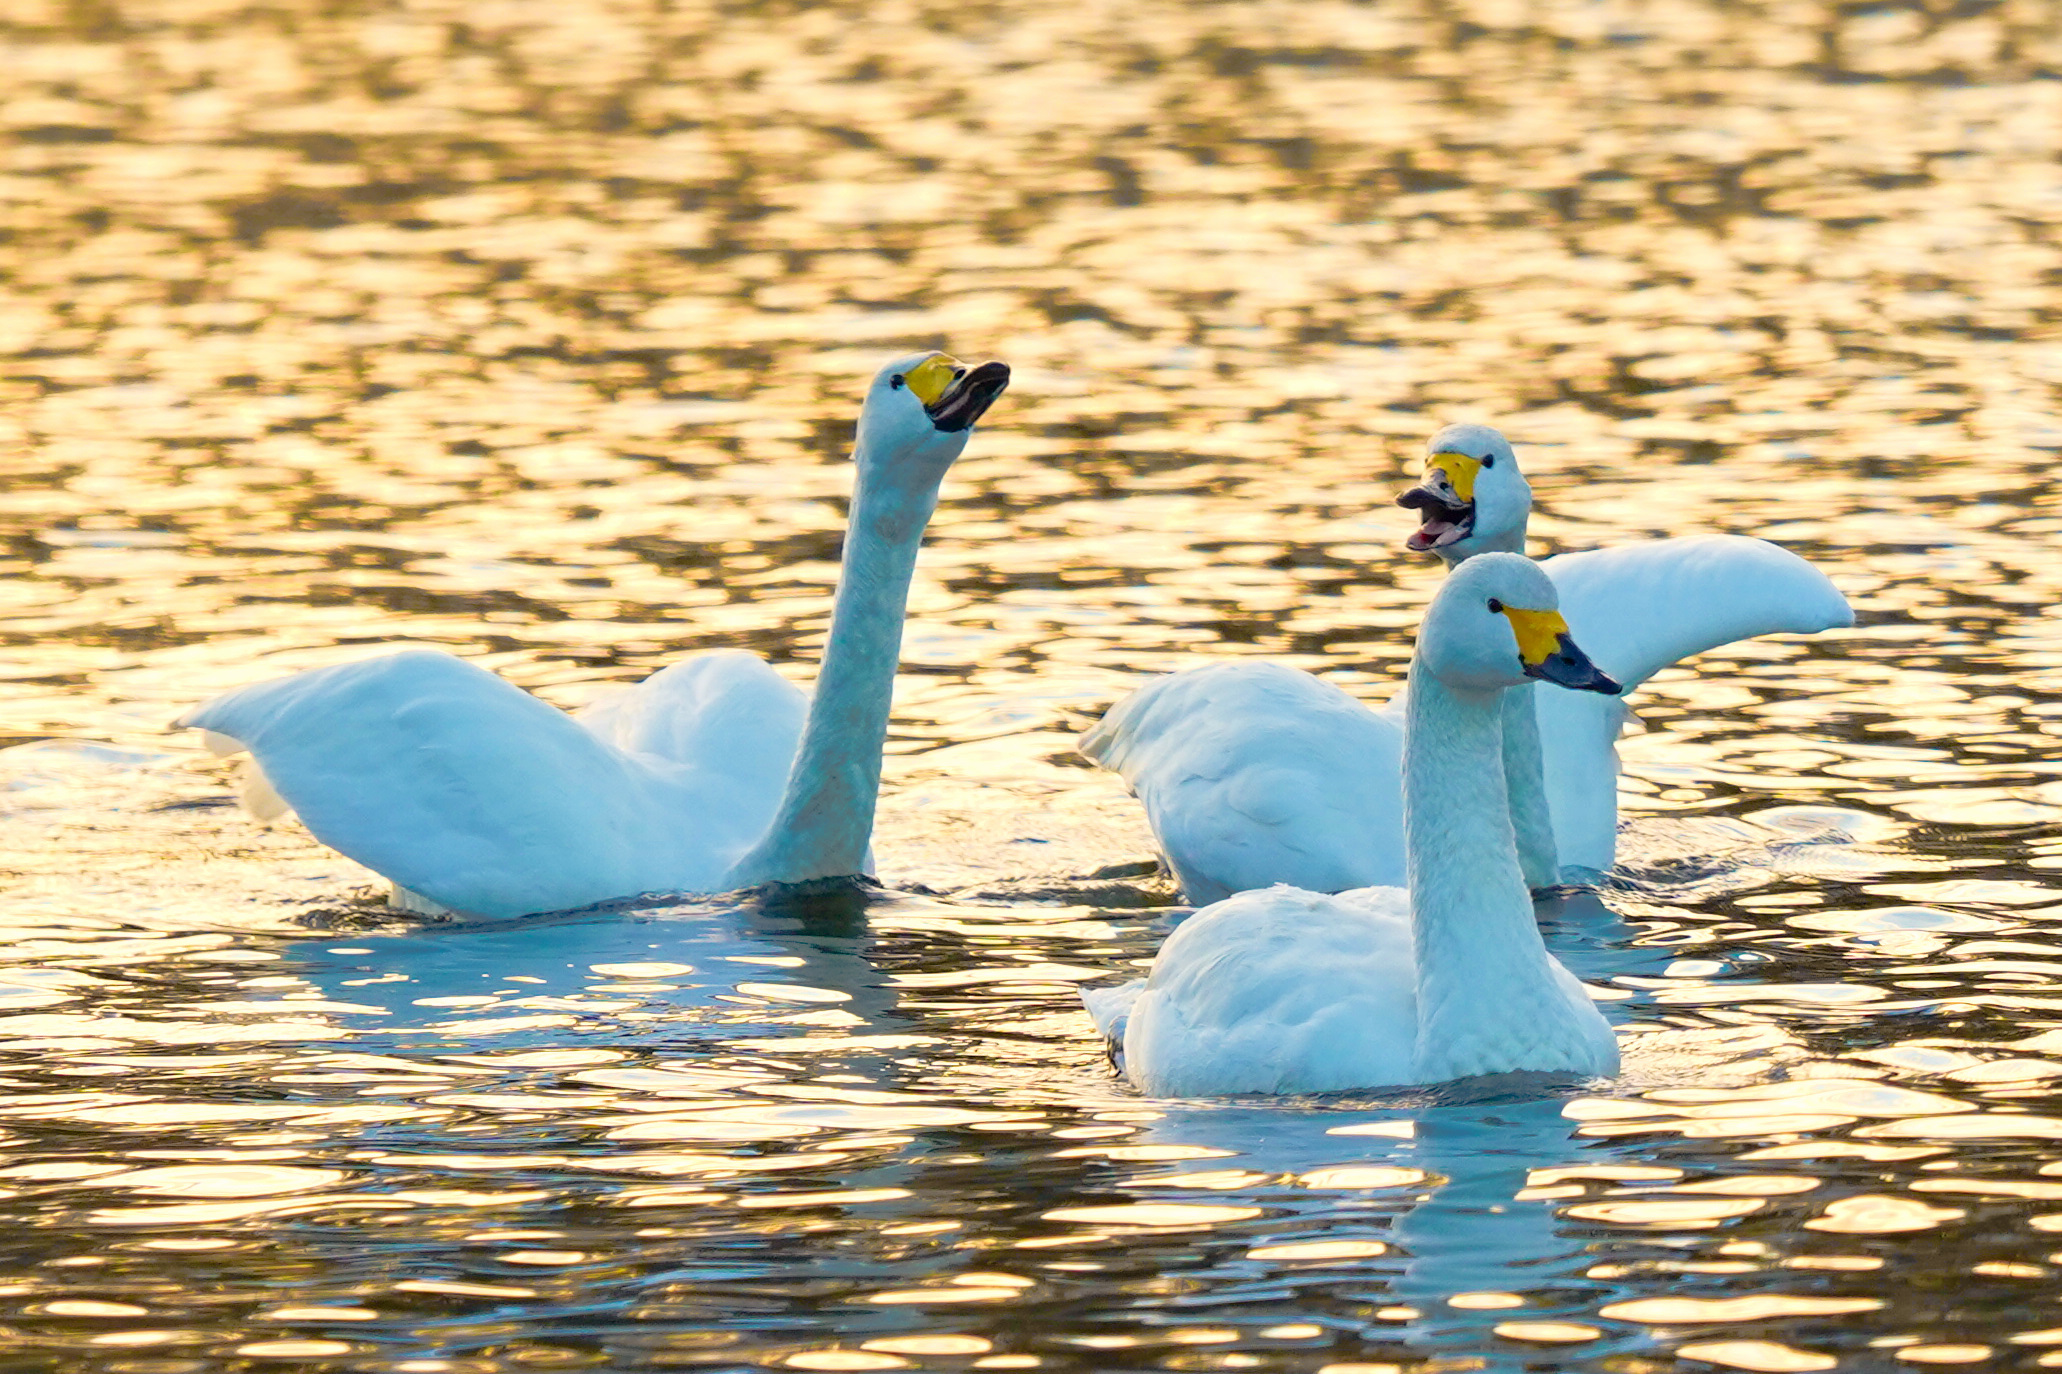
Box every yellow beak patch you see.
[1500,607,1569,667]
[1426,450,1483,502]
[903,354,964,407]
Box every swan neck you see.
[726,456,937,887]
[1436,545,1553,886]
[1500,683,1561,889]
[1402,664,1566,1082]
[1438,511,1528,566]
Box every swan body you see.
[181,352,1010,919]
[1085,554,1621,1097]
[1082,425,1852,898]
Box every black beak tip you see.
[1526,643,1621,696]
[926,359,1010,433]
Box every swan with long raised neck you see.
[1082,554,1623,1096]
[180,351,1009,919]
[1081,423,1852,899]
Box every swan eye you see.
[1482,454,1495,468]
[1487,597,1503,613]
[890,374,906,390]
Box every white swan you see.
[179,351,1010,919]
[1080,424,1852,900]
[1082,554,1622,1097]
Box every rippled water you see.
[5,0,2062,1368]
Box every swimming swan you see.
[1080,424,1851,900]
[179,351,1010,919]
[1082,554,1623,1097]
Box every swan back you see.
[1119,885,1419,1096]
[1079,662,1406,902]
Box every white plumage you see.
[1082,425,1852,899]
[184,649,806,917]
[181,352,1009,920]
[1085,554,1621,1097]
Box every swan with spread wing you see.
[182,351,1009,919]
[1081,424,1852,900]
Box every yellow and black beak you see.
[1501,607,1620,695]
[902,353,1011,433]
[1396,451,1479,552]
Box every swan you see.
[1080,423,1852,899]
[1082,553,1623,1097]
[179,350,1010,919]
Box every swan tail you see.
[388,884,462,919]
[237,757,293,822]
[1081,978,1143,1068]
[1544,535,1851,691]
[186,724,295,824]
[1077,675,1158,770]
[1081,980,1141,1037]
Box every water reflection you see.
[7,0,2062,1366]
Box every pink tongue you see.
[1409,517,1457,551]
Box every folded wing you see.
[1081,661,1406,903]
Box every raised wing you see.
[1538,535,1853,872]
[181,650,736,917]
[1544,534,1852,691]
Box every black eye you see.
[1487,598,1503,613]
[1482,454,1495,467]
[890,374,906,390]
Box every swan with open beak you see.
[1395,424,1527,561]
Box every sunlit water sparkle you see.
[4,0,2062,1369]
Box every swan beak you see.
[1505,608,1621,695]
[1396,451,1479,552]
[908,355,1011,433]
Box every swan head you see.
[856,351,1011,481]
[1421,553,1619,695]
[1395,423,1529,564]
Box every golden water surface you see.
[5,0,2062,1369]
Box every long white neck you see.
[1438,511,1558,888]
[724,460,937,888]
[1402,664,1578,1082]
[1500,684,1561,888]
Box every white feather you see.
[1093,555,1619,1097]
[1083,426,1852,895]
[178,351,1003,919]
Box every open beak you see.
[1395,451,1481,552]
[926,359,1011,433]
